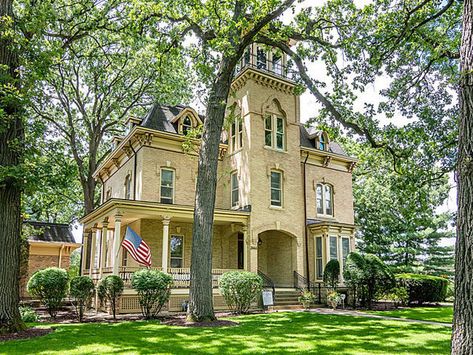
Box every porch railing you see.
[88,266,239,288]
[258,270,275,298]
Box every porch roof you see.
[80,198,250,229]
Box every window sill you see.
[228,148,243,157]
[269,205,284,210]
[263,146,288,154]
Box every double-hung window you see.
[230,118,243,152]
[160,168,175,204]
[270,171,282,207]
[316,183,333,216]
[315,236,323,280]
[264,115,285,151]
[182,116,192,135]
[231,172,239,208]
[170,235,183,268]
[342,237,351,267]
[330,236,338,260]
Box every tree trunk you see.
[0,0,26,334]
[187,57,236,322]
[452,0,473,352]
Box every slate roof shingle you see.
[24,221,76,244]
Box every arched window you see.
[319,134,326,151]
[124,174,132,199]
[182,116,193,135]
[316,183,333,216]
[264,114,285,151]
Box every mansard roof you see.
[23,221,77,244]
[300,126,348,157]
[140,103,349,157]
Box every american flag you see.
[121,227,151,267]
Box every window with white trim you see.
[230,117,243,152]
[316,183,333,216]
[160,168,175,204]
[319,134,326,151]
[170,235,183,268]
[315,236,323,280]
[257,47,267,69]
[270,171,283,207]
[231,172,239,208]
[264,115,285,150]
[330,236,338,260]
[342,237,350,267]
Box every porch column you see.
[161,216,171,272]
[112,213,123,275]
[249,231,258,273]
[242,226,249,271]
[81,230,89,275]
[100,220,109,277]
[324,233,330,265]
[89,228,98,277]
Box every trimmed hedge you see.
[396,273,448,304]
[219,271,263,314]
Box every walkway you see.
[311,308,452,327]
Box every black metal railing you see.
[293,271,326,304]
[258,270,275,297]
[234,53,299,82]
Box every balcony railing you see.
[234,53,298,82]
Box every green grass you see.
[366,306,453,324]
[0,312,451,354]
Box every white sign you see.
[262,290,274,306]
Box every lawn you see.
[0,312,451,354]
[366,306,453,324]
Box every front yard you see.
[0,311,451,354]
[366,305,453,324]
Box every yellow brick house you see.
[80,44,357,312]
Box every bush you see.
[343,252,395,309]
[98,275,124,319]
[70,276,95,322]
[323,259,340,290]
[27,267,69,318]
[131,269,173,319]
[19,306,39,323]
[326,291,342,310]
[396,273,448,304]
[219,271,263,314]
[383,287,409,308]
[298,291,316,310]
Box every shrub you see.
[27,267,69,318]
[326,291,342,310]
[19,306,39,323]
[323,259,340,290]
[298,291,316,310]
[98,275,124,319]
[343,252,395,309]
[383,287,409,308]
[396,273,448,304]
[70,276,95,322]
[219,271,263,314]
[131,269,173,319]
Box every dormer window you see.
[319,134,326,151]
[316,132,329,151]
[181,116,193,135]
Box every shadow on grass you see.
[0,312,451,354]
[367,306,453,324]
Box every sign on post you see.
[262,289,274,307]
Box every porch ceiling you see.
[80,198,250,229]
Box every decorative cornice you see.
[231,68,296,95]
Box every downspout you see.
[129,142,137,200]
[302,152,310,289]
